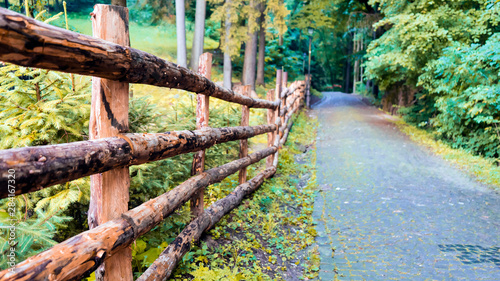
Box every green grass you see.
[395,120,500,190]
[52,13,219,61]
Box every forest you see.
[1,0,500,280]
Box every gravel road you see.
[311,92,500,280]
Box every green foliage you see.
[365,0,500,89]
[0,65,91,148]
[365,0,500,158]
[417,34,500,157]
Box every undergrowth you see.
[395,119,500,190]
[129,112,320,280]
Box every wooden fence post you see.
[88,4,132,281]
[273,70,282,166]
[266,89,275,168]
[238,85,251,183]
[282,71,288,90]
[306,74,311,108]
[279,73,287,146]
[191,52,212,218]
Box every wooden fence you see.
[0,5,308,281]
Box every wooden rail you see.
[0,8,278,109]
[0,5,308,281]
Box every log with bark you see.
[0,147,277,281]
[137,166,277,281]
[280,91,301,117]
[0,125,275,198]
[0,8,278,109]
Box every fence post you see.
[191,52,212,218]
[237,85,251,183]
[306,74,311,108]
[273,70,282,166]
[282,71,288,90]
[88,4,132,281]
[266,89,276,168]
[279,73,287,146]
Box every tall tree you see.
[4,0,8,9]
[255,3,266,86]
[111,0,126,6]
[176,0,187,67]
[191,0,207,70]
[223,0,233,89]
[241,0,259,89]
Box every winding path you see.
[311,92,500,280]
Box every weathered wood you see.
[0,147,277,281]
[280,114,295,146]
[282,71,288,90]
[191,52,212,218]
[137,166,277,281]
[280,90,301,117]
[279,91,287,146]
[266,89,276,168]
[305,74,311,108]
[89,6,132,280]
[237,85,251,183]
[0,8,278,109]
[0,125,276,198]
[274,70,282,164]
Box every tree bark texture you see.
[111,0,127,6]
[0,125,276,199]
[223,0,232,89]
[237,85,251,184]
[274,70,282,161]
[191,52,212,218]
[136,166,277,281]
[266,89,275,168]
[0,147,277,281]
[0,8,278,109]
[280,111,296,146]
[190,0,206,70]
[89,5,132,280]
[175,0,187,67]
[242,0,258,90]
[255,5,266,86]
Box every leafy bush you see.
[365,0,500,159]
[417,34,500,158]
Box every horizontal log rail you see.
[280,85,299,99]
[0,8,277,109]
[0,5,309,280]
[0,125,275,198]
[0,147,277,281]
[280,94,302,117]
[137,166,277,281]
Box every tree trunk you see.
[353,36,359,94]
[223,0,232,89]
[175,0,187,67]
[241,0,258,89]
[4,0,8,9]
[344,34,352,93]
[255,5,266,86]
[111,0,126,6]
[191,0,206,70]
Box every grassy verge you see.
[395,120,500,190]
